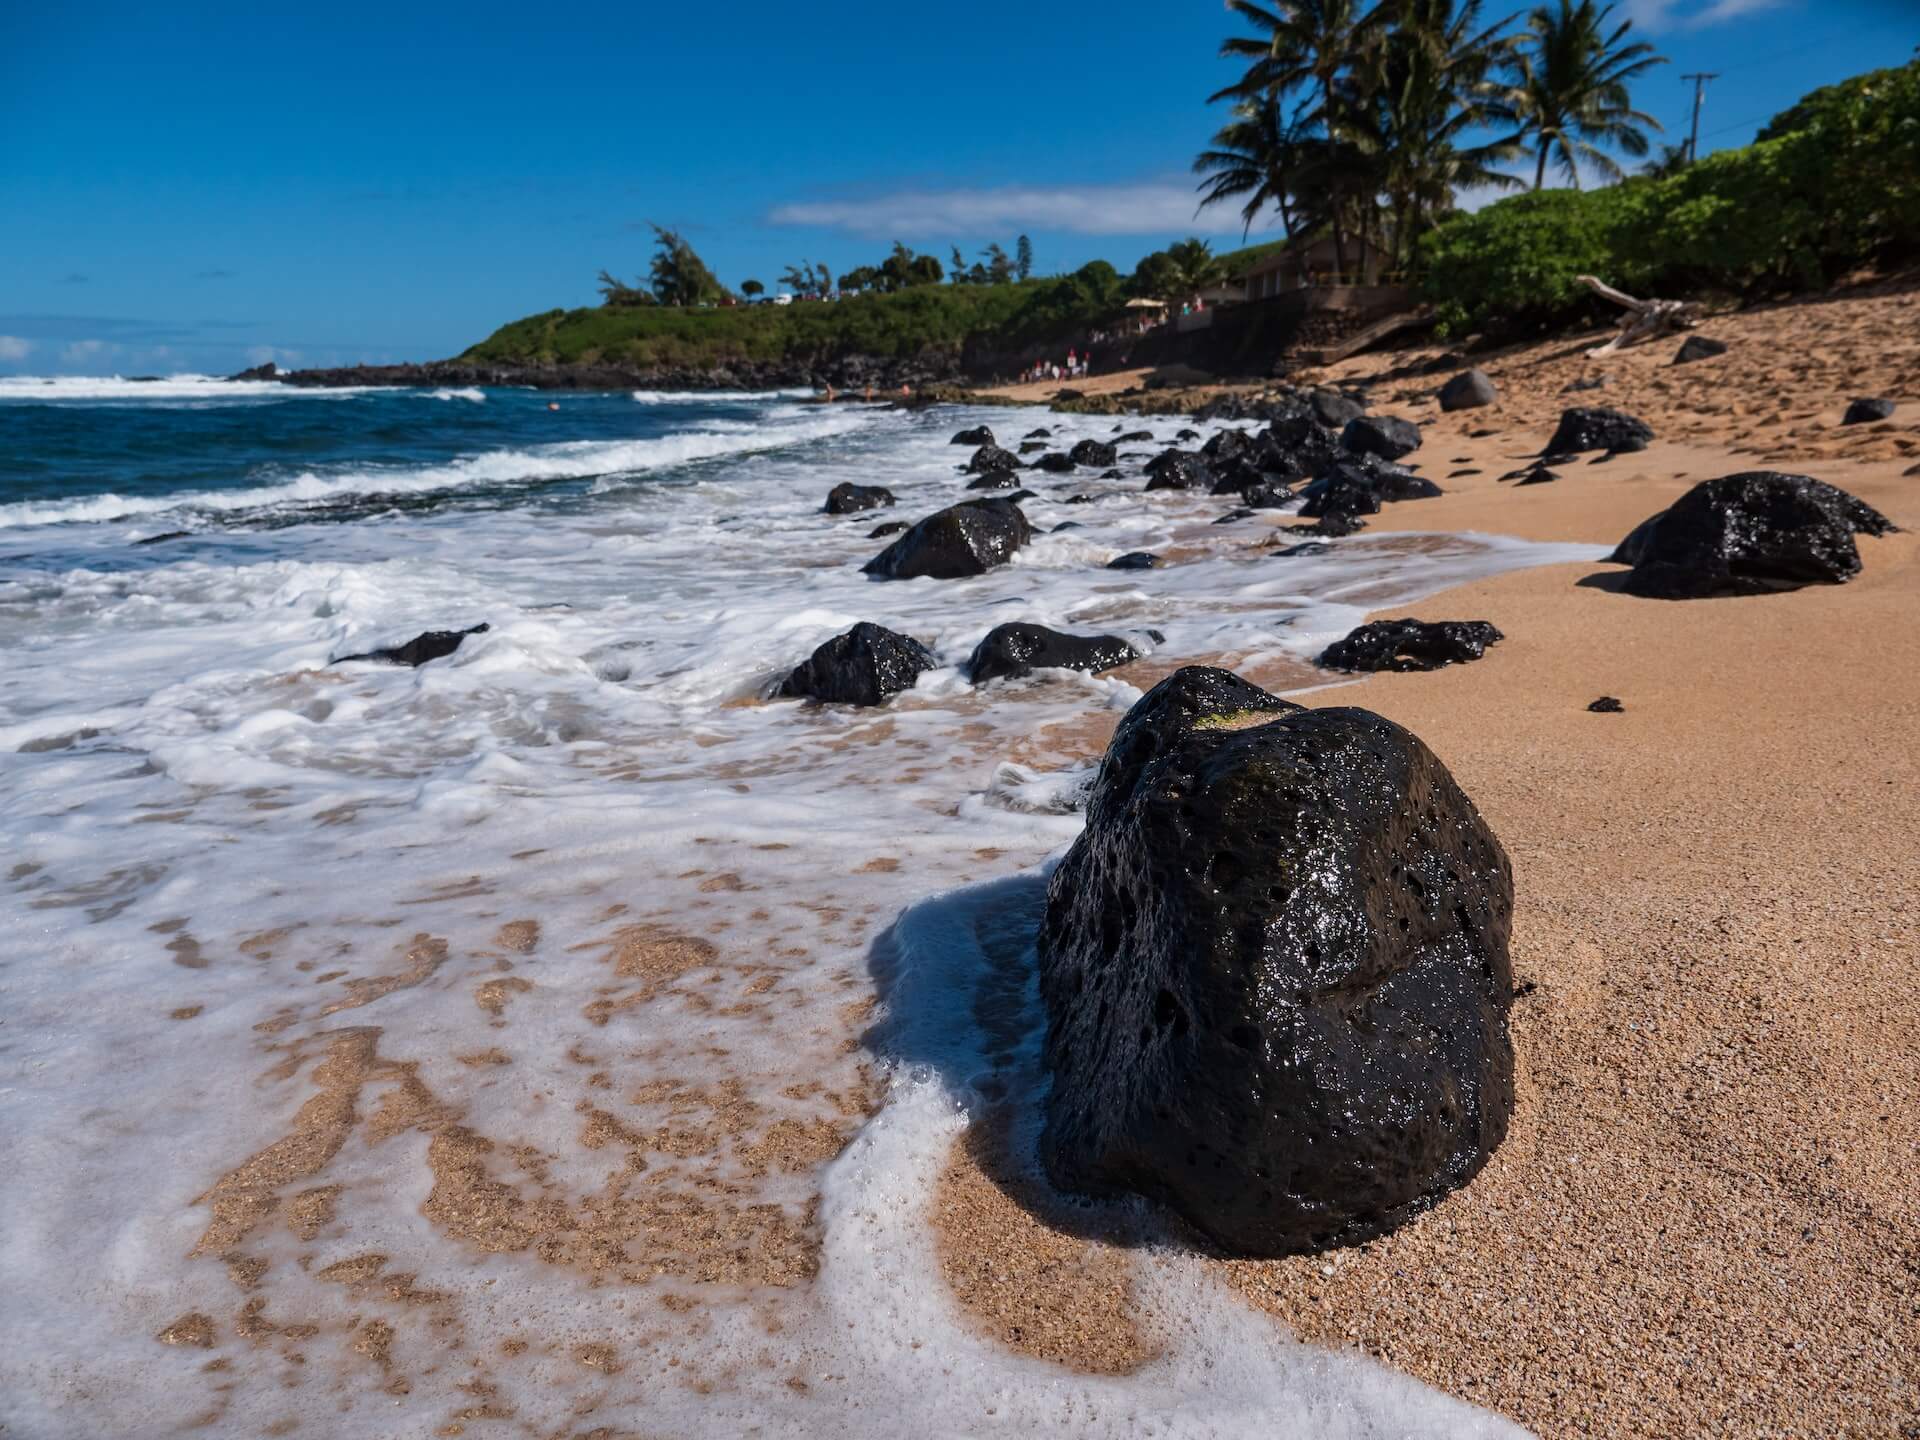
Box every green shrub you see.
[1420,60,1920,333]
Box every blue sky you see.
[2,0,1913,375]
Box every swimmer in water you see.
[547,401,560,412]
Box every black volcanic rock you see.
[1034,451,1077,473]
[1296,467,1384,520]
[1116,429,1155,443]
[336,623,489,668]
[1208,457,1271,497]
[1019,441,1050,454]
[862,498,1034,580]
[1544,406,1653,455]
[1024,427,1052,439]
[966,443,1021,475]
[1036,665,1514,1257]
[1341,414,1422,461]
[1672,336,1727,365]
[1842,397,1895,425]
[1144,450,1213,492]
[964,623,1140,684]
[1588,696,1624,713]
[824,482,896,515]
[966,471,1024,490]
[866,520,908,538]
[1309,389,1367,427]
[1268,540,1333,557]
[1202,429,1255,462]
[1286,511,1368,537]
[1318,619,1503,672]
[1107,551,1161,571]
[1241,483,1294,509]
[779,622,935,706]
[1438,369,1497,411]
[1607,471,1895,599]
[951,425,995,446]
[1175,428,1200,442]
[1069,439,1118,467]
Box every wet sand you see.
[936,280,1920,1436]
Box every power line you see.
[1680,72,1720,163]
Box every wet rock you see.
[1202,429,1255,462]
[824,481,896,515]
[1069,439,1118,467]
[1310,389,1366,428]
[951,425,995,446]
[1063,493,1097,505]
[1286,512,1368,537]
[1318,619,1502,672]
[1214,507,1255,524]
[1018,441,1050,454]
[135,530,191,545]
[1034,451,1078,473]
[1036,665,1515,1257]
[1268,541,1333,557]
[862,498,1034,580]
[1051,521,1083,532]
[1842,397,1895,425]
[779,622,935,706]
[1438,369,1497,411]
[866,520,909,538]
[1175,428,1201,442]
[966,443,1021,475]
[1144,450,1213,492]
[1006,489,1038,503]
[1241,483,1294,509]
[964,623,1140,684]
[1544,406,1652,455]
[336,623,489,667]
[1116,429,1155,443]
[1588,696,1624,713]
[1341,414,1422,461]
[1023,427,1052,439]
[1673,336,1727,365]
[1099,469,1124,480]
[1107,551,1161,571]
[1208,457,1271,496]
[1296,466,1384,520]
[1607,471,1896,599]
[965,471,1023,490]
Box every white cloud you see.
[245,344,303,367]
[60,339,114,369]
[0,335,31,362]
[1620,0,1781,30]
[768,183,1226,238]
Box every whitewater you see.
[0,376,1584,1437]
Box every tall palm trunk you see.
[1323,72,1350,281]
[1533,138,1551,189]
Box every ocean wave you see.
[426,386,487,403]
[0,409,872,530]
[632,387,817,404]
[0,373,370,402]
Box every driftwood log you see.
[1578,275,1699,357]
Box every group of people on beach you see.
[1022,348,1091,385]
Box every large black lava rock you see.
[1034,451,1077,473]
[964,623,1140,684]
[1144,450,1213,492]
[862,498,1034,580]
[1608,471,1896,599]
[966,443,1021,475]
[1202,429,1255,462]
[824,482,896,515]
[1842,397,1895,426]
[1544,406,1653,455]
[951,425,995,446]
[1107,551,1161,571]
[1310,389,1367,427]
[1319,619,1503,672]
[336,623,489,667]
[1438,369,1497,411]
[780,622,935,706]
[1341,414,1422,461]
[1069,438,1118,467]
[1036,665,1514,1257]
[965,471,1023,490]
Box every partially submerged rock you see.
[866,520,908,538]
[1341,414,1422,461]
[965,471,1024,491]
[1037,665,1515,1257]
[964,623,1139,684]
[862,498,1033,580]
[1544,406,1652,455]
[1318,619,1503,672]
[1144,450,1213,492]
[1034,451,1077,473]
[824,481,895,515]
[966,443,1021,475]
[1069,439,1118,467]
[336,623,489,667]
[951,425,995,446]
[1106,551,1161,571]
[780,622,935,706]
[1608,471,1895,599]
[1438,369,1497,411]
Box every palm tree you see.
[1357,0,1527,269]
[1194,94,1308,239]
[1213,0,1391,278]
[1164,237,1224,298]
[1509,0,1666,190]
[1639,141,1689,178]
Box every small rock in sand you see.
[1319,619,1503,672]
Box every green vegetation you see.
[461,261,1128,370]
[1419,59,1920,334]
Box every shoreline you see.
[930,281,1920,1437]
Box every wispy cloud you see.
[60,339,114,367]
[0,336,32,362]
[768,183,1224,238]
[1620,0,1782,30]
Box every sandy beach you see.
[937,278,1920,1436]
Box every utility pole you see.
[1681,72,1719,164]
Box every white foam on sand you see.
[0,399,1582,1436]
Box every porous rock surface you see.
[779,622,935,706]
[1319,619,1504,672]
[963,623,1139,684]
[862,498,1033,580]
[1037,665,1515,1256]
